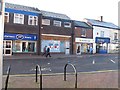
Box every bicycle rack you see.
[64,63,77,88]
[36,64,42,90]
[5,65,11,90]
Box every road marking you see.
[110,59,116,63]
[48,63,50,65]
[115,57,118,59]
[92,60,95,64]
[30,67,52,72]
[4,70,118,77]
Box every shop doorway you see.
[96,43,108,54]
[65,41,70,55]
[76,44,81,55]
[3,40,12,56]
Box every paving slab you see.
[2,71,118,88]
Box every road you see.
[3,54,118,75]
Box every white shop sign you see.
[75,38,94,43]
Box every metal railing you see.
[36,64,42,90]
[64,63,77,88]
[5,65,11,90]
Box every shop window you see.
[13,41,36,53]
[114,33,118,40]
[4,12,9,23]
[28,15,38,25]
[64,22,71,28]
[14,13,24,24]
[42,19,50,25]
[13,41,21,52]
[28,42,35,52]
[53,20,61,27]
[81,29,86,37]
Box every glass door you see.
[3,40,12,56]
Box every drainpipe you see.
[37,14,42,55]
[71,20,74,55]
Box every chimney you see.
[100,16,103,22]
[98,16,103,21]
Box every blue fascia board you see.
[5,8,40,16]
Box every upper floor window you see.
[42,19,50,25]
[64,22,71,28]
[28,15,38,25]
[100,31,104,37]
[114,33,118,40]
[14,13,24,24]
[4,12,9,23]
[53,20,61,27]
[81,29,86,37]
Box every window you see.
[100,31,104,37]
[14,13,24,24]
[13,41,36,52]
[53,20,61,27]
[81,29,86,37]
[4,12,9,23]
[28,15,38,25]
[64,22,71,28]
[42,19,50,25]
[114,33,118,40]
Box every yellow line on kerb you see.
[3,70,118,77]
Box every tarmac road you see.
[3,54,118,75]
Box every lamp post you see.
[0,0,4,89]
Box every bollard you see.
[5,65,11,90]
[64,63,77,88]
[35,65,42,90]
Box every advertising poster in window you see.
[41,40,60,52]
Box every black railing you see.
[5,65,11,90]
[64,63,77,88]
[36,64,42,90]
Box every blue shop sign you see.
[95,37,110,43]
[4,33,37,41]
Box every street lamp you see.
[0,0,4,89]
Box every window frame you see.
[100,31,104,37]
[14,13,24,24]
[53,20,61,27]
[64,22,71,28]
[114,33,118,40]
[42,19,50,25]
[28,15,38,25]
[4,12,9,23]
[81,28,86,37]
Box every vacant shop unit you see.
[40,11,74,54]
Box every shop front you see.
[95,37,110,54]
[4,33,37,56]
[75,38,94,54]
[41,34,71,54]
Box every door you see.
[65,41,70,55]
[3,40,12,56]
[76,44,81,55]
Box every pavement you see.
[2,70,118,88]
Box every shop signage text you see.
[4,33,37,41]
